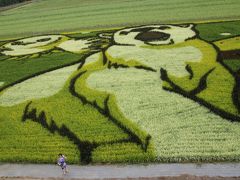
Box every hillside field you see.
[0,19,240,164]
[0,0,240,39]
[1,0,240,165]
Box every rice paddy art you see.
[0,20,240,164]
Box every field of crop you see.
[0,19,240,164]
[0,0,240,39]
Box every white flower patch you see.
[220,32,231,36]
[114,24,196,46]
[107,45,202,77]
[57,39,90,53]
[1,35,65,56]
[0,64,79,107]
[87,67,226,157]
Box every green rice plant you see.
[0,51,81,89]
[0,55,155,163]
[0,104,80,164]
[74,54,152,150]
[92,143,155,163]
[196,21,240,41]
[223,60,240,72]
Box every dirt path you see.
[0,163,240,179]
[1,176,240,180]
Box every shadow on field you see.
[0,0,34,12]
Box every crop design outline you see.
[81,23,240,122]
[1,22,240,163]
[0,33,150,164]
[0,34,107,91]
[159,24,240,121]
[109,23,240,121]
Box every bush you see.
[0,0,30,7]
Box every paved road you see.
[0,163,240,179]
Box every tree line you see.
[0,0,31,7]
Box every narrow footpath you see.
[0,163,240,179]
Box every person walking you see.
[57,153,68,175]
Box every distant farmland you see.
[0,0,240,39]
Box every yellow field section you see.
[214,37,240,51]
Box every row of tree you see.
[0,0,31,7]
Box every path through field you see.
[0,163,240,179]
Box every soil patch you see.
[220,50,240,60]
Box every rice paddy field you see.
[0,0,240,39]
[0,0,240,165]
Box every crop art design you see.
[1,21,240,164]
[0,35,103,58]
[84,24,240,158]
[86,24,239,122]
[1,35,67,57]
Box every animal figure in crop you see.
[79,24,240,156]
[0,24,240,162]
[0,33,151,164]
[0,34,102,58]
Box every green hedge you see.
[0,0,30,7]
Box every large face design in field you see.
[114,24,197,46]
[107,24,201,77]
[0,35,96,56]
[86,23,238,157]
[1,35,67,56]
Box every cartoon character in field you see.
[77,24,239,155]
[0,34,98,57]
[0,24,239,161]
[0,34,104,103]
[0,32,151,163]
